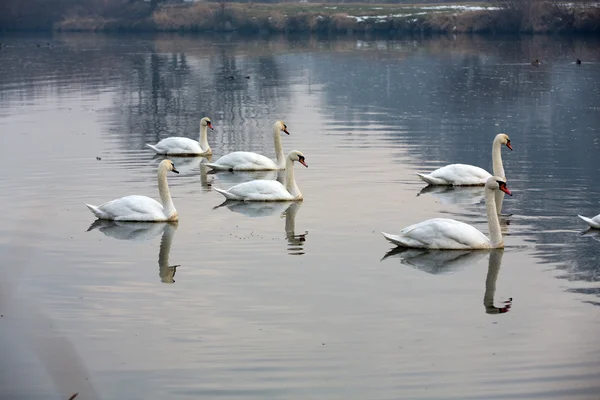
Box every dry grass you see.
[51,2,600,34]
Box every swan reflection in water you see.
[381,248,512,314]
[417,185,512,216]
[213,200,306,255]
[87,220,179,283]
[152,155,214,190]
[210,169,285,189]
[580,228,600,242]
[417,185,485,205]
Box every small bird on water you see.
[576,58,581,65]
[531,59,540,67]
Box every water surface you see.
[0,33,599,400]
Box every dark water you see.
[0,33,599,400]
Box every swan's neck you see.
[158,167,177,219]
[484,249,504,314]
[491,137,505,178]
[485,188,503,248]
[273,127,284,168]
[494,190,505,215]
[285,158,302,199]
[199,123,210,153]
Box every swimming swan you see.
[578,213,600,229]
[146,117,213,156]
[382,176,512,249]
[205,120,289,171]
[85,159,179,222]
[213,150,307,201]
[417,133,512,186]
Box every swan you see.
[205,120,290,171]
[382,176,512,249]
[146,117,213,156]
[213,150,307,201]
[417,133,512,187]
[578,213,600,229]
[85,159,179,222]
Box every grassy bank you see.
[10,1,600,34]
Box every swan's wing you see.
[428,164,491,186]
[385,218,491,249]
[154,137,200,153]
[211,152,278,170]
[97,195,164,220]
[226,180,292,201]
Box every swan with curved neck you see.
[382,176,512,249]
[213,150,307,201]
[578,213,600,229]
[85,159,179,222]
[146,117,213,156]
[417,133,512,187]
[205,121,289,171]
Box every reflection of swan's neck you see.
[273,125,284,168]
[159,223,177,283]
[491,137,505,179]
[485,187,502,248]
[484,249,504,314]
[200,163,211,188]
[285,203,298,235]
[158,166,177,219]
[285,158,302,199]
[199,123,210,153]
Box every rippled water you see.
[0,33,599,400]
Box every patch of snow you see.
[419,5,500,11]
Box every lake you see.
[0,32,599,400]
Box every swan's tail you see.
[213,188,240,200]
[416,173,446,186]
[578,215,600,229]
[145,143,161,153]
[85,203,107,219]
[381,232,413,247]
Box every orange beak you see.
[207,122,214,130]
[299,159,308,168]
[506,142,513,151]
[500,185,512,196]
[283,128,290,135]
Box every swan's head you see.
[496,133,512,150]
[288,150,307,168]
[201,117,214,130]
[160,159,180,174]
[486,176,511,196]
[275,120,290,135]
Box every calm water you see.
[1,33,599,400]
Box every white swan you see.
[146,117,213,156]
[85,159,179,222]
[205,120,289,171]
[417,133,512,186]
[578,213,600,229]
[213,150,307,201]
[382,176,512,249]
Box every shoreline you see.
[1,2,599,35]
